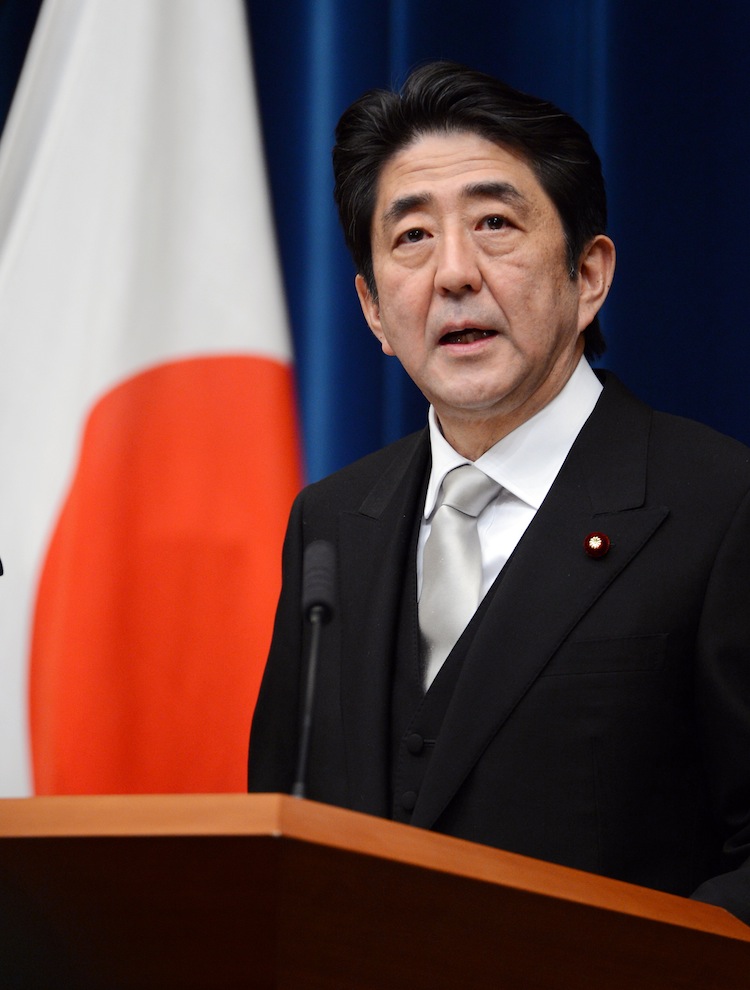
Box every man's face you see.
[356,131,611,452]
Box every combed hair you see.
[333,61,608,358]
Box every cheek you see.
[523,270,579,326]
[376,278,425,335]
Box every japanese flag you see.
[0,0,301,795]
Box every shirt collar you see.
[424,357,603,519]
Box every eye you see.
[481,215,507,231]
[397,227,427,244]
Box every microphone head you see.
[301,540,336,622]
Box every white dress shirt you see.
[418,357,603,601]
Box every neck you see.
[436,349,585,460]
[438,415,528,460]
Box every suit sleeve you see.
[247,491,306,794]
[691,487,750,924]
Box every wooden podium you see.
[1,794,748,988]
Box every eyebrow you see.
[380,181,530,230]
[463,181,529,212]
[381,193,432,230]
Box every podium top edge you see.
[1,792,749,944]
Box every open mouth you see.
[440,328,498,345]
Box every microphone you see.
[292,540,336,798]
[301,539,336,623]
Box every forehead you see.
[373,130,557,224]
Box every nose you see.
[434,229,482,295]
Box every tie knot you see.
[437,464,500,518]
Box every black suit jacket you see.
[248,372,750,923]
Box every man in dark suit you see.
[248,62,750,924]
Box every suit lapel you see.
[337,432,430,817]
[412,375,670,829]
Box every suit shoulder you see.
[598,370,750,488]
[299,429,428,509]
[650,408,750,484]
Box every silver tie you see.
[419,464,501,688]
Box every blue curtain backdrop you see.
[3,1,749,482]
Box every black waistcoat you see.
[389,529,504,824]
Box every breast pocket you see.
[541,634,667,676]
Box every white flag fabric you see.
[0,0,301,795]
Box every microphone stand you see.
[291,540,335,799]
[291,603,326,799]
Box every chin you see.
[440,382,516,412]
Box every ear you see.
[355,274,395,356]
[576,235,616,333]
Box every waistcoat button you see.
[401,790,418,812]
[406,733,424,754]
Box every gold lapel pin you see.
[584,532,610,559]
